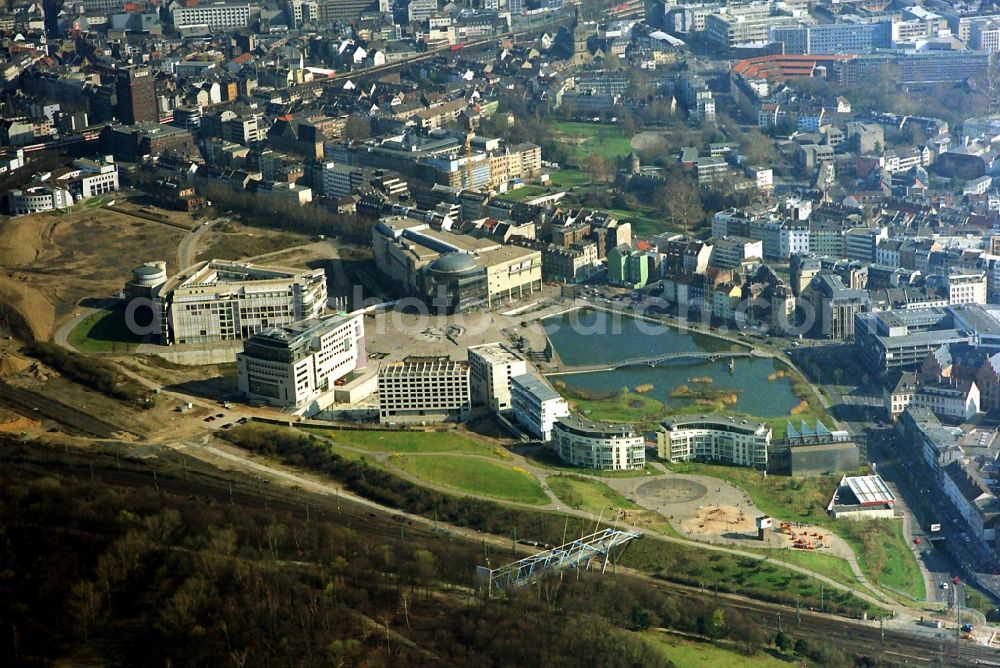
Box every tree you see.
[343,115,371,140]
[583,154,612,184]
[793,638,810,656]
[661,176,704,234]
[774,630,791,652]
[631,604,651,630]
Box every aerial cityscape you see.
[9,0,1000,664]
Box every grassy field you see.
[302,428,503,457]
[196,229,305,262]
[745,547,862,593]
[548,475,637,514]
[392,455,549,505]
[563,388,666,430]
[624,537,888,618]
[665,461,924,600]
[67,308,144,353]
[547,169,591,188]
[551,121,634,162]
[638,632,792,668]
[836,520,925,600]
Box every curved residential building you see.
[657,416,770,469]
[551,415,645,471]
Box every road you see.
[802,348,1000,610]
[177,217,224,270]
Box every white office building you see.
[154,260,327,345]
[511,373,570,441]
[467,342,527,412]
[551,415,645,471]
[7,185,74,215]
[377,356,471,423]
[171,2,252,29]
[657,415,770,468]
[938,269,988,306]
[236,313,366,411]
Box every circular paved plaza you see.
[635,478,708,505]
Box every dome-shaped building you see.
[421,253,486,312]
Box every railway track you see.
[0,381,128,438]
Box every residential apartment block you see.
[551,415,645,471]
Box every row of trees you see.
[24,340,152,407]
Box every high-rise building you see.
[115,66,158,125]
[467,342,527,412]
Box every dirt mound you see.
[0,351,29,377]
[0,275,56,341]
[0,407,40,432]
[630,131,667,153]
[0,218,48,267]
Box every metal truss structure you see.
[476,528,642,596]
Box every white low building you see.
[551,414,645,471]
[510,373,570,441]
[467,342,527,412]
[657,415,770,468]
[8,185,73,215]
[236,313,366,412]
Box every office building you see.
[802,273,869,340]
[371,216,542,312]
[377,356,471,423]
[855,308,970,373]
[770,20,892,55]
[8,185,74,215]
[551,415,645,471]
[657,415,770,469]
[115,66,157,125]
[236,313,366,410]
[510,373,570,442]
[467,342,527,412]
[171,2,252,30]
[149,260,328,345]
[936,269,988,306]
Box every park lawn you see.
[551,120,634,162]
[67,308,143,353]
[665,461,842,525]
[548,475,637,514]
[301,428,501,457]
[623,538,889,619]
[836,519,925,601]
[547,169,590,188]
[637,632,792,668]
[744,547,863,593]
[392,455,549,505]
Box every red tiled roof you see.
[731,54,855,81]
